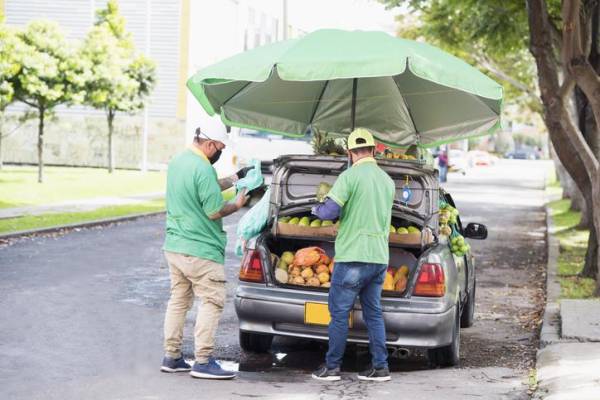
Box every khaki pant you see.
[163,251,226,363]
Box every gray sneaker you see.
[312,364,341,381]
[357,366,391,382]
[160,356,192,373]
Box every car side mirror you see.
[464,222,487,240]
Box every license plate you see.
[304,302,353,328]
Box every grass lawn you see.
[0,165,167,209]
[548,199,596,299]
[0,199,166,234]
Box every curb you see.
[0,211,165,241]
[539,205,561,346]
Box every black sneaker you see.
[311,364,341,381]
[160,356,192,373]
[357,366,391,382]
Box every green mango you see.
[396,227,409,234]
[310,219,322,227]
[390,225,396,233]
[407,226,420,234]
[322,220,334,226]
[299,216,311,226]
[288,217,300,225]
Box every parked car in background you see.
[215,127,314,178]
[505,147,540,160]
[467,150,497,167]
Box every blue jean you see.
[439,165,448,182]
[326,262,388,370]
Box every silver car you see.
[234,155,487,367]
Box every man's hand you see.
[236,166,254,179]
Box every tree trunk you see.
[107,109,115,173]
[527,0,600,292]
[581,228,598,279]
[37,107,45,183]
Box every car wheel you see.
[239,330,273,353]
[460,280,476,328]
[428,305,460,367]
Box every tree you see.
[381,0,600,292]
[0,16,20,169]
[82,0,156,173]
[11,20,89,183]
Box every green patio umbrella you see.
[187,29,503,147]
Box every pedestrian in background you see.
[438,149,448,183]
[160,128,251,380]
[311,128,395,382]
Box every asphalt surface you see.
[0,159,551,400]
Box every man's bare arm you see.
[218,175,237,191]
[209,189,249,220]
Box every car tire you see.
[428,305,460,368]
[460,280,476,328]
[239,330,273,353]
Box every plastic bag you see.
[235,187,271,256]
[236,159,263,193]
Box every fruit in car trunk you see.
[263,235,418,296]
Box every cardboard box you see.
[389,230,433,245]
[276,222,337,238]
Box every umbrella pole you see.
[351,78,358,131]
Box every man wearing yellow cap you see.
[311,128,395,382]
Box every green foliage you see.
[12,20,89,111]
[512,133,541,148]
[83,0,156,115]
[0,20,21,111]
[380,0,561,113]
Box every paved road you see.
[0,160,550,400]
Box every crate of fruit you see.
[276,216,337,238]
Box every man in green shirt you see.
[160,129,251,380]
[311,128,395,382]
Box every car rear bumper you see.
[234,285,456,349]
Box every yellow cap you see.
[347,128,375,150]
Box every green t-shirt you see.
[328,157,395,265]
[163,148,226,264]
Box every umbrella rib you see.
[308,80,329,125]
[221,81,253,108]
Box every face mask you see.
[209,149,222,165]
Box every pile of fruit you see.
[274,247,334,288]
[439,202,470,256]
[383,265,409,292]
[390,225,420,235]
[438,203,458,237]
[450,235,470,257]
[382,153,417,160]
[279,216,335,228]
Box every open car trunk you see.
[262,155,440,297]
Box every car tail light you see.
[239,249,265,283]
[413,263,445,297]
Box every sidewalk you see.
[0,192,165,219]
[534,207,600,399]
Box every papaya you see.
[383,272,394,291]
[317,272,330,284]
[395,275,408,292]
[398,265,409,276]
